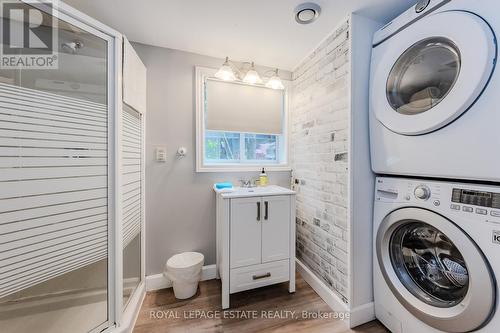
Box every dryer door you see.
[371,11,496,135]
[376,208,495,332]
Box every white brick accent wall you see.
[291,19,351,304]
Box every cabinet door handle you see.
[257,201,261,221]
[264,201,269,220]
[252,272,271,280]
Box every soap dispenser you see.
[259,168,268,186]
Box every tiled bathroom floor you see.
[134,272,388,333]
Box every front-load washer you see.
[373,176,499,333]
[369,0,499,182]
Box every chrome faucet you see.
[239,179,257,188]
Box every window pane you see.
[205,131,240,161]
[245,134,277,161]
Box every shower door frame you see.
[20,1,124,332]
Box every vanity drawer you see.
[230,259,289,293]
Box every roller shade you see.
[205,79,284,135]
[122,106,142,248]
[0,83,108,298]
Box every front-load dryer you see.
[373,176,499,333]
[369,0,499,182]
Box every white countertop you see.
[214,185,295,198]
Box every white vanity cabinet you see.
[215,186,296,309]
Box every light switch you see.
[155,146,166,162]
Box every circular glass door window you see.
[387,37,461,115]
[389,221,469,308]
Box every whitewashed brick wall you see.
[291,19,351,304]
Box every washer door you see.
[371,11,496,135]
[377,208,495,332]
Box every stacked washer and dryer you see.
[369,0,499,332]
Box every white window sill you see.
[196,165,292,173]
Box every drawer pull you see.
[252,272,271,280]
[257,202,261,221]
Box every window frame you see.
[195,66,291,172]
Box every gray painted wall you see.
[131,43,292,275]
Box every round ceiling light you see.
[294,3,321,24]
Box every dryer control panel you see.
[373,0,451,46]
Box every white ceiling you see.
[64,0,416,70]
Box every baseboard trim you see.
[146,264,217,291]
[296,259,349,313]
[296,259,376,328]
[349,302,375,328]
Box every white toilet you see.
[165,252,204,299]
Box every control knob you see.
[415,0,430,13]
[414,185,431,200]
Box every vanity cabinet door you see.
[230,197,262,268]
[261,196,290,263]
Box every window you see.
[205,131,279,163]
[196,67,289,172]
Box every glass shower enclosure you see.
[0,1,143,332]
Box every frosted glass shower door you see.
[0,1,115,332]
[122,105,142,308]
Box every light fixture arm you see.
[262,68,280,79]
[224,58,257,79]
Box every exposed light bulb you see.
[242,62,262,84]
[215,57,236,81]
[265,69,285,90]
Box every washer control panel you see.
[414,185,431,200]
[376,178,441,204]
[451,188,500,218]
[376,177,500,222]
[451,188,500,208]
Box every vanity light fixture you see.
[215,57,284,90]
[265,69,285,90]
[214,57,237,81]
[242,62,263,84]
